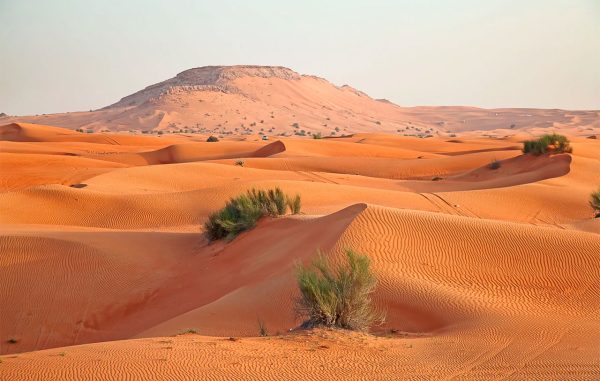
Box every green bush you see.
[206,135,219,142]
[591,188,600,218]
[522,134,572,155]
[205,188,301,241]
[295,249,385,331]
[313,132,323,139]
[287,194,301,214]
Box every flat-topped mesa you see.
[178,65,302,83]
[105,65,302,109]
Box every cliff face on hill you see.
[105,66,305,109]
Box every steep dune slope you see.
[0,205,363,354]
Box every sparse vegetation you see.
[287,193,302,214]
[313,132,323,139]
[6,337,18,344]
[206,135,219,142]
[295,249,385,331]
[205,188,301,241]
[258,319,268,337]
[234,159,245,167]
[489,159,501,170]
[522,134,572,155]
[590,188,600,218]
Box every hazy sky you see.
[1,0,598,115]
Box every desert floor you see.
[1,122,599,380]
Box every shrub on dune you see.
[295,249,385,332]
[591,188,600,218]
[206,135,219,142]
[522,133,572,155]
[287,193,302,214]
[488,159,501,170]
[205,187,301,241]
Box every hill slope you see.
[1,66,598,136]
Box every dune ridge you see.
[1,122,599,380]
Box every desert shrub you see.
[258,319,268,337]
[489,159,501,170]
[313,132,323,139]
[206,135,219,142]
[234,159,245,167]
[295,249,385,331]
[287,194,302,214]
[205,187,300,241]
[591,188,600,218]
[522,134,572,155]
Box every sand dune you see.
[1,122,599,379]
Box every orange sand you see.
[0,121,599,380]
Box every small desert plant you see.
[258,319,268,337]
[206,135,219,142]
[267,188,287,215]
[590,188,600,218]
[287,193,302,214]
[205,188,300,241]
[295,249,385,331]
[522,134,572,155]
[489,159,501,170]
[313,132,323,139]
[234,159,245,167]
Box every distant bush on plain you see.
[206,135,219,142]
[205,187,301,241]
[295,249,385,332]
[522,134,572,155]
